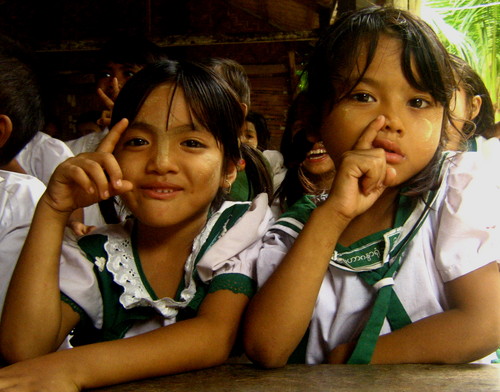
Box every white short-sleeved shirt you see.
[15,132,74,185]
[0,170,45,315]
[65,129,108,155]
[258,147,500,364]
[59,194,273,343]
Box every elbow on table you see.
[243,340,290,369]
[0,338,38,364]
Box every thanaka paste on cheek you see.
[419,117,441,155]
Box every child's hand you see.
[43,119,133,215]
[68,220,96,236]
[96,77,119,128]
[0,356,80,392]
[324,116,397,220]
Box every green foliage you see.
[421,0,499,120]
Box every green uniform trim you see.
[62,202,254,346]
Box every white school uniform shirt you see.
[258,145,500,364]
[65,129,108,155]
[59,194,273,341]
[15,132,74,185]
[0,170,45,316]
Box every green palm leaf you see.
[421,0,499,120]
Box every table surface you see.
[91,363,500,392]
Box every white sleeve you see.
[16,132,74,185]
[435,148,500,282]
[196,194,274,282]
[59,231,104,329]
[0,173,45,316]
[256,227,297,288]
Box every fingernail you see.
[115,179,122,188]
[103,190,110,198]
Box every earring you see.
[236,158,246,171]
[224,178,232,195]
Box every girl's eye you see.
[409,98,431,108]
[182,139,205,148]
[124,71,136,79]
[96,72,111,79]
[351,93,375,103]
[124,138,149,147]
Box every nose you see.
[382,104,404,135]
[115,74,128,90]
[146,142,179,175]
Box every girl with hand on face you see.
[0,60,273,391]
[244,7,500,366]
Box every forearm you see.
[371,307,500,364]
[244,206,350,367]
[50,292,247,389]
[0,196,72,359]
[368,262,500,364]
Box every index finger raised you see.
[97,88,116,110]
[96,118,129,153]
[353,115,385,150]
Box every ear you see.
[0,115,13,148]
[221,159,238,191]
[470,95,482,121]
[241,103,248,117]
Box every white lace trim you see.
[103,216,221,319]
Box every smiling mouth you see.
[306,148,328,160]
[141,185,182,199]
[151,189,176,193]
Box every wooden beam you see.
[35,31,319,53]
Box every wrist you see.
[313,201,352,232]
[37,193,73,223]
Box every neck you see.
[136,215,207,254]
[0,158,27,174]
[134,215,210,298]
[339,187,400,247]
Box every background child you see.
[274,91,335,213]
[244,7,500,366]
[65,35,167,155]
[201,57,274,203]
[0,60,273,390]
[447,54,497,151]
[0,33,46,317]
[243,111,270,151]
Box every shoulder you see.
[65,130,108,155]
[444,145,500,196]
[430,150,500,281]
[195,194,274,282]
[0,170,45,212]
[268,195,317,238]
[20,132,74,160]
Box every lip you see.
[372,138,406,164]
[140,182,183,199]
[306,148,329,162]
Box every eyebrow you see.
[128,121,200,135]
[348,76,381,88]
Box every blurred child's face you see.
[241,121,258,149]
[449,85,482,131]
[96,62,144,97]
[113,83,235,229]
[301,141,335,177]
[320,35,443,187]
